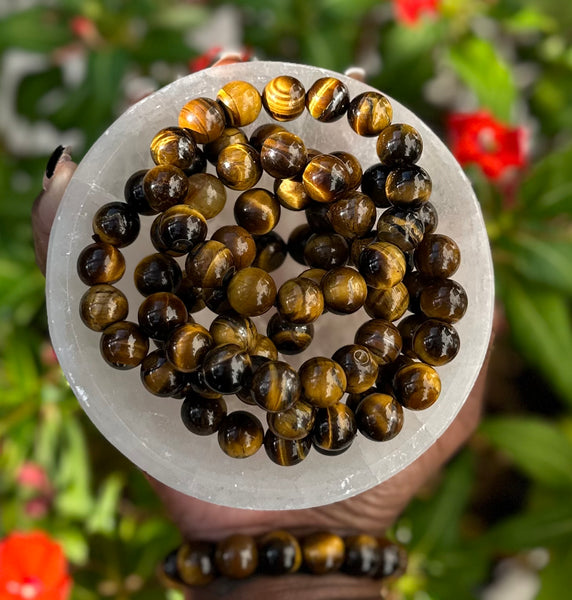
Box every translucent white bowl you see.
[46,61,494,510]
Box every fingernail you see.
[344,66,366,82]
[218,51,244,62]
[43,146,72,190]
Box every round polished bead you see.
[303,154,350,203]
[328,191,376,240]
[183,147,207,176]
[320,266,367,314]
[414,233,461,278]
[419,278,468,323]
[264,430,312,466]
[166,322,213,373]
[202,284,233,316]
[217,80,262,127]
[160,548,184,588]
[156,205,207,255]
[181,393,227,435]
[276,277,324,324]
[253,231,288,272]
[342,534,382,577]
[249,123,286,151]
[349,234,376,267]
[299,357,347,408]
[185,240,235,289]
[306,77,349,122]
[215,534,258,579]
[365,283,409,321]
[376,207,425,253]
[345,389,375,414]
[203,126,248,165]
[252,360,300,413]
[402,271,432,313]
[354,319,402,365]
[355,392,404,441]
[261,130,307,179]
[143,164,189,212]
[251,334,279,360]
[413,201,438,234]
[305,202,333,233]
[211,225,256,270]
[124,169,156,215]
[376,123,423,166]
[150,126,199,169]
[360,163,392,209]
[385,165,432,208]
[376,354,414,395]
[234,188,280,235]
[202,344,251,395]
[138,292,188,341]
[92,202,140,247]
[304,233,349,270]
[312,403,357,454]
[358,241,406,290]
[216,143,262,191]
[218,411,264,458]
[209,314,257,352]
[150,214,183,257]
[226,267,277,317]
[77,242,125,286]
[177,541,215,586]
[258,530,302,575]
[100,321,149,369]
[299,267,327,285]
[374,539,408,579]
[185,172,227,219]
[394,361,441,410]
[330,151,362,191]
[140,350,186,397]
[262,76,306,121]
[187,369,223,400]
[267,399,315,440]
[79,284,128,332]
[274,177,311,211]
[287,224,313,266]
[348,91,393,137]
[267,312,314,355]
[178,97,226,144]
[397,313,426,358]
[302,532,345,574]
[332,344,378,395]
[134,253,181,296]
[413,319,460,366]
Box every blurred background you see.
[1,0,572,598]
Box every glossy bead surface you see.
[156,205,207,255]
[100,321,149,369]
[140,350,186,397]
[150,214,183,257]
[355,392,404,441]
[79,284,128,332]
[302,532,345,574]
[274,177,311,211]
[342,534,381,576]
[320,266,367,314]
[276,277,324,324]
[376,207,425,253]
[185,172,227,219]
[77,242,125,286]
[365,283,409,321]
[397,313,426,358]
[253,231,287,272]
[202,284,233,316]
[143,165,189,212]
[138,292,188,341]
[234,188,280,235]
[374,539,408,579]
[413,201,438,234]
[306,77,349,122]
[385,165,432,208]
[178,97,226,144]
[394,362,441,410]
[251,360,300,413]
[349,235,376,267]
[299,268,327,285]
[150,126,198,169]
[93,202,140,247]
[305,202,333,233]
[185,240,235,288]
[414,233,461,278]
[183,146,207,176]
[304,233,349,270]
[360,163,391,208]
[181,393,227,435]
[216,143,262,191]
[264,430,311,466]
[261,130,307,179]
[312,403,357,454]
[134,253,181,296]
[124,169,156,215]
[251,334,279,360]
[177,541,215,586]
[303,154,350,203]
[354,319,402,365]
[412,319,460,366]
[202,344,251,395]
[203,127,248,165]
[376,123,423,166]
[419,278,468,323]
[187,369,223,400]
[332,344,378,394]
[160,548,184,588]
[212,225,256,270]
[258,531,302,575]
[209,314,257,352]
[215,534,258,579]
[166,322,213,372]
[299,357,347,408]
[267,399,315,440]
[217,411,264,458]
[267,312,314,355]
[358,241,406,289]
[262,76,306,121]
[402,271,431,313]
[328,191,376,240]
[227,267,277,316]
[287,224,313,265]
[217,80,262,127]
[330,150,362,190]
[348,91,393,137]
[249,123,286,151]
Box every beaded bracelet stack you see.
[76,72,468,465]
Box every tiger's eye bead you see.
[93,202,140,247]
[143,165,189,212]
[251,334,279,360]
[183,147,207,176]
[178,97,226,144]
[134,253,182,296]
[402,271,432,313]
[100,321,149,369]
[306,77,349,122]
[374,539,408,579]
[149,214,183,257]
[177,541,216,586]
[303,154,350,203]
[234,188,280,235]
[202,284,233,316]
[299,268,327,285]
[249,123,286,151]
[261,130,307,179]
[376,207,425,253]
[377,123,423,166]
[355,319,402,365]
[203,344,252,395]
[305,202,333,233]
[412,319,460,366]
[299,357,347,408]
[215,534,258,578]
[342,534,382,576]
[330,151,362,190]
[212,225,256,270]
[274,177,311,211]
[302,532,345,574]
[413,201,438,234]
[397,313,425,358]
[419,279,468,323]
[218,411,264,458]
[267,313,314,355]
[138,292,188,340]
[253,231,288,272]
[365,283,409,321]
[181,393,227,435]
[203,127,248,165]
[320,266,367,314]
[328,192,376,240]
[258,530,302,575]
[288,224,313,265]
[185,240,235,288]
[264,430,312,466]
[414,233,461,278]
[80,284,128,331]
[217,80,262,127]
[160,548,184,588]
[344,390,372,416]
[349,235,376,267]
[348,91,393,137]
[124,169,156,215]
[77,242,125,285]
[176,275,205,313]
[150,126,199,169]
[227,267,277,317]
[267,399,315,440]
[166,322,213,372]
[140,350,186,397]
[361,163,391,209]
[210,314,257,352]
[185,173,227,219]
[216,143,262,191]
[276,277,324,324]
[251,360,300,413]
[358,241,406,289]
[355,393,404,441]
[187,369,223,400]
[376,354,414,395]
[394,362,441,410]
[386,165,432,208]
[262,76,306,121]
[332,344,378,394]
[312,403,357,454]
[304,233,349,270]
[156,205,207,255]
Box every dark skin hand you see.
[33,56,495,599]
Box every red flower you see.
[447,111,527,180]
[394,0,439,26]
[189,46,223,72]
[0,531,71,600]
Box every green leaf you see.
[87,474,124,535]
[503,7,557,33]
[54,526,90,566]
[16,67,65,123]
[537,545,572,600]
[448,37,516,121]
[0,7,73,52]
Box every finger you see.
[344,67,366,82]
[211,52,249,68]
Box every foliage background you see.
[1,0,572,598]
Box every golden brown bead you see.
[342,534,382,576]
[328,192,376,240]
[258,530,302,575]
[349,235,376,267]
[166,322,213,373]
[92,202,140,248]
[100,321,149,369]
[312,403,357,454]
[150,126,198,169]
[358,241,406,290]
[306,77,349,122]
[354,319,402,365]
[264,430,312,466]
[185,240,235,288]
[274,177,311,211]
[249,123,286,151]
[234,188,281,235]
[124,169,156,216]
[155,205,207,255]
[216,143,262,191]
[332,344,378,394]
[267,312,314,355]
[217,80,262,127]
[267,399,315,440]
[251,334,279,360]
[134,252,182,296]
[355,392,404,441]
[253,231,288,272]
[202,344,252,395]
[304,232,349,270]
[393,362,441,410]
[262,76,306,121]
[412,319,460,366]
[397,313,426,358]
[299,357,347,408]
[364,283,409,321]
[203,127,248,165]
[414,233,461,278]
[217,410,264,458]
[419,278,468,323]
[215,534,258,579]
[181,394,227,435]
[330,151,362,190]
[413,201,438,234]
[211,225,256,270]
[385,165,432,208]
[376,123,423,166]
[320,266,367,314]
[226,267,277,317]
[361,163,392,209]
[140,350,186,397]
[177,541,216,586]
[79,284,128,332]
[302,532,345,574]
[261,130,307,179]
[299,267,327,285]
[287,223,313,266]
[185,172,227,219]
[143,164,189,212]
[178,97,226,144]
[251,360,301,413]
[348,91,393,137]
[77,242,125,286]
[376,207,425,253]
[276,277,324,324]
[209,314,257,352]
[303,154,350,203]
[138,292,188,341]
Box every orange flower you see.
[394,0,439,26]
[0,532,71,600]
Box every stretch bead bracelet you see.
[76,72,469,465]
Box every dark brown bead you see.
[299,357,347,408]
[249,123,286,151]
[419,278,468,323]
[155,205,207,255]
[267,312,314,355]
[397,313,426,358]
[306,77,349,122]
[267,399,315,440]
[216,143,262,191]
[354,319,402,365]
[253,231,288,272]
[217,80,262,127]
[360,163,392,209]
[303,154,350,203]
[374,539,408,579]
[203,126,248,165]
[349,234,376,267]
[212,225,256,270]
[394,362,441,410]
[134,253,182,296]
[185,240,235,288]
[251,334,279,360]
[321,266,367,314]
[312,403,357,454]
[358,241,406,289]
[376,207,425,253]
[178,97,226,144]
[299,267,327,285]
[177,541,216,586]
[276,277,324,324]
[287,224,313,266]
[227,267,277,316]
[181,393,227,435]
[166,322,213,372]
[234,188,280,235]
[304,232,349,270]
[215,534,258,579]
[376,354,414,395]
[183,147,207,176]
[187,369,223,400]
[264,430,312,466]
[413,201,438,234]
[305,202,333,233]
[202,344,252,395]
[150,214,183,257]
[274,177,311,211]
[138,292,188,341]
[329,151,362,191]
[77,242,125,286]
[414,233,461,278]
[209,314,257,352]
[412,319,460,366]
[328,192,376,240]
[140,350,186,397]
[202,284,233,316]
[402,271,432,313]
[92,202,140,248]
[124,169,156,215]
[302,532,345,574]
[143,165,189,212]
[261,130,307,179]
[386,165,432,208]
[376,123,423,166]
[345,389,376,414]
[251,360,300,413]
[100,321,149,369]
[332,344,378,394]
[185,172,227,219]
[355,392,404,441]
[160,548,184,588]
[348,91,393,137]
[364,283,409,321]
[217,411,264,458]
[79,284,128,332]
[150,126,199,169]
[258,530,302,575]
[262,76,306,121]
[342,534,382,576]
